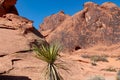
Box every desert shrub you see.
[81,54,108,62]
[105,67,116,72]
[33,43,67,80]
[116,70,120,80]
[81,54,91,58]
[81,55,108,66]
[87,75,105,80]
[90,55,108,62]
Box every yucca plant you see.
[33,43,64,80]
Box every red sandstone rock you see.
[0,0,18,16]
[0,14,33,33]
[40,2,120,52]
[0,13,47,80]
[1,1,120,80]
[0,0,47,76]
[0,55,12,74]
[0,13,46,55]
[39,11,70,37]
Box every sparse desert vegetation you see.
[87,75,105,80]
[33,43,67,80]
[116,70,120,80]
[81,54,108,66]
[105,67,117,72]
[81,54,108,62]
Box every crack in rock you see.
[0,58,22,74]
[0,54,7,57]
[0,26,16,30]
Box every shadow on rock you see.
[0,75,31,80]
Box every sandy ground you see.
[58,44,120,80]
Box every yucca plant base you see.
[47,64,60,80]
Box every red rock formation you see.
[0,0,18,16]
[39,11,70,37]
[40,2,120,52]
[0,8,47,80]
[0,13,46,55]
[0,1,47,78]
[1,1,120,80]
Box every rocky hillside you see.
[40,2,120,52]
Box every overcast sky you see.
[16,0,120,29]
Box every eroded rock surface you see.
[0,56,12,74]
[0,0,18,16]
[39,11,70,37]
[40,2,120,52]
[0,0,47,78]
[0,14,46,55]
[0,14,35,55]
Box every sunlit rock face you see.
[39,11,70,37]
[0,13,46,79]
[40,2,120,52]
[0,13,46,55]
